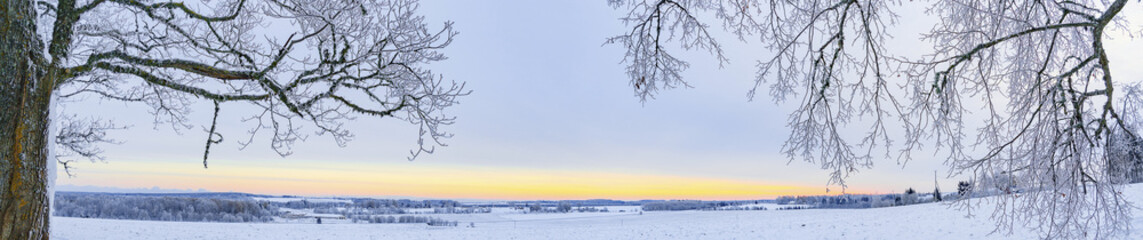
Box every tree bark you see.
[1,0,52,239]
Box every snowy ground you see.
[52,184,1143,240]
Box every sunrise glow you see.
[57,159,848,200]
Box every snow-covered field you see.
[52,184,1143,240]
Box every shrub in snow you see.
[557,202,573,213]
[902,188,918,205]
[957,181,973,198]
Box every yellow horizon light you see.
[58,159,865,200]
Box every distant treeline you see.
[52,192,484,224]
[349,215,457,226]
[54,192,277,222]
[517,202,615,213]
[775,191,961,209]
[503,199,646,208]
[272,198,463,209]
[641,200,766,211]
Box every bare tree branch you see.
[44,0,467,169]
[609,0,1139,238]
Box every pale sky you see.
[54,1,1143,200]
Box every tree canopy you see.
[1,0,463,238]
[608,0,1141,238]
[38,0,467,168]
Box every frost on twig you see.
[54,115,126,177]
[609,0,1139,238]
[42,0,468,168]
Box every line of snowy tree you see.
[348,215,456,226]
[270,198,465,213]
[774,206,812,210]
[314,205,406,215]
[641,200,736,211]
[312,205,490,216]
[53,192,276,222]
[641,200,770,211]
[777,189,961,209]
[517,202,614,213]
[641,201,714,211]
[283,200,408,216]
[272,200,348,210]
[569,206,611,213]
[507,199,645,208]
[776,195,875,209]
[524,202,575,213]
[348,199,463,209]
[714,206,768,211]
[431,207,492,214]
[775,175,1068,210]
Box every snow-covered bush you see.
[957,181,973,198]
[902,188,918,205]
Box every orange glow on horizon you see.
[58,159,867,200]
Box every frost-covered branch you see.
[605,0,729,102]
[609,0,1140,238]
[54,115,126,177]
[42,0,467,167]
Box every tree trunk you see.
[1,0,52,239]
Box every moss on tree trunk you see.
[1,0,52,239]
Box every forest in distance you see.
[51,175,1075,225]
